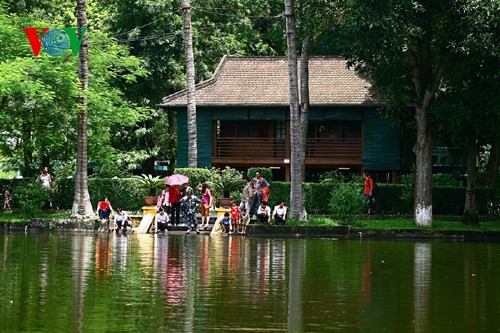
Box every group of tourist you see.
[151,170,288,235]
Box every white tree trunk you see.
[72,0,93,217]
[285,0,306,221]
[182,0,197,168]
[413,104,433,226]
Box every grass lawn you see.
[289,216,500,232]
[0,211,70,223]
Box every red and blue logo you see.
[23,28,88,57]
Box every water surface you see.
[1,232,499,332]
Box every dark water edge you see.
[2,219,500,241]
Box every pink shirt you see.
[157,189,170,206]
[202,189,211,205]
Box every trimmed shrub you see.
[267,182,290,209]
[247,167,273,182]
[1,177,498,217]
[14,182,50,214]
[174,168,212,189]
[329,181,365,223]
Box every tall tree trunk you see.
[72,0,93,217]
[182,0,197,168]
[297,34,311,220]
[413,104,433,226]
[285,0,306,221]
[485,137,500,188]
[21,116,34,177]
[463,136,478,226]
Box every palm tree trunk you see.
[285,0,306,221]
[182,0,197,168]
[72,0,93,217]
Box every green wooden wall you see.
[176,108,212,168]
[362,109,400,170]
[176,106,401,170]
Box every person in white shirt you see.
[257,201,271,225]
[154,207,169,233]
[272,200,287,225]
[114,208,130,233]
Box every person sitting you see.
[257,201,271,225]
[114,208,130,233]
[154,207,169,234]
[272,200,287,225]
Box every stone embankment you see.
[1,218,500,240]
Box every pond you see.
[0,232,499,332]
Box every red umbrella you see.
[165,174,189,185]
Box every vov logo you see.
[23,28,88,57]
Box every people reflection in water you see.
[95,235,111,285]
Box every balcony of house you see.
[213,137,362,165]
[212,120,363,167]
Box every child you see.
[240,208,250,234]
[230,201,240,233]
[261,182,270,203]
[2,189,11,212]
[219,212,232,234]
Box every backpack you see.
[371,180,379,196]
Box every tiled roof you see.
[161,56,380,106]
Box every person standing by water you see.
[362,171,376,215]
[249,171,270,219]
[36,166,53,208]
[2,189,11,212]
[180,193,201,234]
[240,176,253,214]
[156,184,171,216]
[182,182,194,197]
[198,183,212,230]
[169,185,182,226]
[36,166,52,190]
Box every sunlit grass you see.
[289,216,500,232]
[0,211,70,223]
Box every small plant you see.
[132,174,165,196]
[207,167,243,198]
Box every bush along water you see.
[14,182,51,215]
[329,181,365,224]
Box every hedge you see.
[1,178,498,216]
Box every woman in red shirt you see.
[96,196,113,231]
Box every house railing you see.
[215,137,287,158]
[306,138,362,158]
[215,137,362,159]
